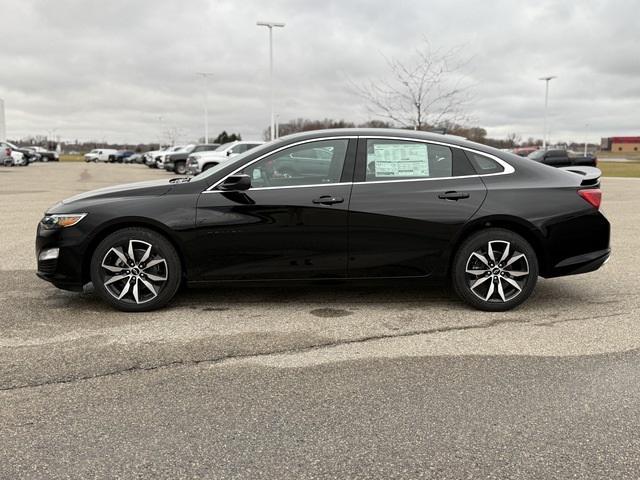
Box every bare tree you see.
[162,126,184,146]
[351,41,472,130]
[505,132,522,148]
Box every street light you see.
[539,76,557,150]
[196,72,214,143]
[584,123,590,156]
[257,20,285,141]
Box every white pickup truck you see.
[186,141,264,174]
[1,141,28,166]
[84,149,119,162]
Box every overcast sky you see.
[2,0,638,144]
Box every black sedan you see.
[36,129,610,312]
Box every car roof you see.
[275,128,505,156]
[272,128,552,174]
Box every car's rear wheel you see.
[90,228,181,312]
[452,228,538,311]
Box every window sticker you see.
[371,143,429,177]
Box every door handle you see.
[438,191,470,200]
[312,195,344,205]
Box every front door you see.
[193,138,356,281]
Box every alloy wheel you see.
[464,240,530,303]
[100,239,168,304]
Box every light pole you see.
[158,115,164,149]
[539,76,556,150]
[196,72,214,143]
[257,20,285,141]
[584,123,590,156]
[0,98,5,142]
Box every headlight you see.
[40,213,87,229]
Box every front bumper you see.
[187,165,200,175]
[35,224,87,291]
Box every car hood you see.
[60,179,173,205]
[194,152,227,161]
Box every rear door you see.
[347,137,487,278]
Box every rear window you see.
[466,152,504,175]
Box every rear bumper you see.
[543,248,610,278]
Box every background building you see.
[601,136,640,152]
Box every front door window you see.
[241,139,349,188]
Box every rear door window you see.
[363,139,474,181]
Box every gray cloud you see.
[1,0,638,143]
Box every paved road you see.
[1,163,639,478]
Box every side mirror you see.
[226,150,233,156]
[219,174,251,191]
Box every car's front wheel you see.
[452,228,538,311]
[174,161,187,175]
[90,227,181,312]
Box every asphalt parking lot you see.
[1,163,640,479]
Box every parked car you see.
[512,147,538,157]
[29,146,59,162]
[1,145,12,166]
[124,153,144,164]
[20,147,42,162]
[163,144,220,174]
[84,149,119,162]
[527,149,597,167]
[143,149,165,168]
[153,146,185,169]
[1,142,30,166]
[1,141,38,163]
[186,141,265,174]
[112,150,135,163]
[1,145,27,166]
[36,128,610,312]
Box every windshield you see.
[528,150,544,160]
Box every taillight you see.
[4,147,10,156]
[578,188,602,209]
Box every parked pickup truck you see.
[527,149,597,168]
[186,141,265,175]
[163,144,220,174]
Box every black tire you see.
[174,161,186,175]
[452,228,538,312]
[90,227,181,312]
